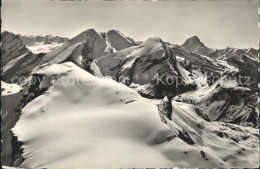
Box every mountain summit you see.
[183,36,206,49]
[180,36,210,54]
[106,29,136,51]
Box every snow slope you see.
[12,62,178,168]
[10,62,258,168]
[2,29,259,168]
[3,61,257,168]
[106,30,136,51]
[157,99,259,168]
[2,52,44,83]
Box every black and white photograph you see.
[1,0,259,168]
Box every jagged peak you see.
[80,28,99,35]
[107,29,132,41]
[107,29,128,37]
[224,46,233,49]
[106,29,136,43]
[107,29,121,34]
[247,47,257,52]
[17,33,68,40]
[69,28,102,43]
[223,46,238,53]
[183,35,206,47]
[1,31,11,35]
[1,31,23,42]
[189,36,200,42]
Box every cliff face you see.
[230,54,259,92]
[1,74,53,166]
[176,75,259,128]
[179,36,211,55]
[1,32,45,83]
[1,32,31,66]
[1,82,23,166]
[106,30,136,51]
[142,40,197,99]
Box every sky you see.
[2,0,259,49]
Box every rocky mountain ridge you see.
[18,34,69,46]
[178,36,258,61]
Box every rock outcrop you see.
[1,32,45,83]
[1,32,31,67]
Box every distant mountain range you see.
[178,35,258,61]
[18,34,69,46]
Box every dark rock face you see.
[1,31,45,83]
[2,53,45,83]
[158,96,195,145]
[178,130,195,145]
[178,76,259,128]
[180,36,210,55]
[171,47,223,75]
[96,38,197,99]
[11,134,24,167]
[2,73,52,167]
[21,74,50,108]
[144,41,197,99]
[230,55,259,92]
[1,31,31,66]
[158,96,173,121]
[106,30,136,51]
[1,89,23,166]
[171,36,258,128]
[210,88,259,128]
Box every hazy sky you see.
[2,0,259,49]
